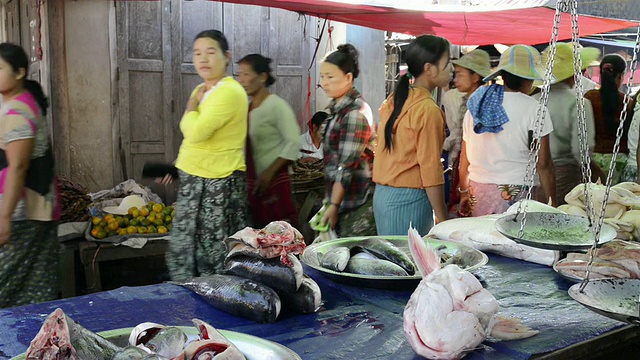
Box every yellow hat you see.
[451,49,492,78]
[483,45,551,82]
[541,43,601,82]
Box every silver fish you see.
[224,254,303,293]
[112,346,149,360]
[25,308,121,360]
[188,318,246,360]
[170,275,281,323]
[277,275,322,313]
[145,326,188,359]
[320,246,351,272]
[353,237,416,275]
[345,257,409,276]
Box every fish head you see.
[184,339,244,360]
[129,322,165,346]
[145,327,188,359]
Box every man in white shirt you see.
[299,111,328,161]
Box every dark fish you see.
[320,246,351,272]
[345,257,409,276]
[224,254,303,293]
[354,237,416,275]
[170,274,281,323]
[277,275,322,314]
[145,326,188,359]
[112,346,149,360]
[25,308,121,360]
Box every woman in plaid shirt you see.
[319,44,377,237]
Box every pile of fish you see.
[320,237,416,276]
[555,240,640,280]
[559,182,640,242]
[172,221,322,323]
[429,200,561,266]
[404,226,538,359]
[24,308,245,359]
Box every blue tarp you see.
[0,255,627,359]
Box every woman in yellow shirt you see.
[164,30,248,281]
[373,35,451,236]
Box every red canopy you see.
[217,0,638,45]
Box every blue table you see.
[0,255,633,359]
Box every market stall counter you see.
[1,255,636,359]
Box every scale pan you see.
[569,279,640,325]
[495,212,616,251]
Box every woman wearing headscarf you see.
[533,43,605,204]
[458,45,556,216]
[584,54,635,184]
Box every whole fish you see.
[320,246,351,272]
[353,237,416,275]
[277,275,322,313]
[144,326,188,359]
[25,308,121,360]
[224,254,303,293]
[171,275,281,323]
[112,346,149,360]
[345,257,409,276]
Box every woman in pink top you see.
[0,43,60,307]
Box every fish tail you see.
[407,224,441,277]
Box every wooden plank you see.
[161,0,174,203]
[126,1,163,60]
[47,0,71,177]
[109,1,122,184]
[128,59,164,72]
[130,142,165,154]
[116,1,131,180]
[128,71,164,142]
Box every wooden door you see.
[115,0,174,202]
[3,0,19,44]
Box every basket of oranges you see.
[85,195,176,243]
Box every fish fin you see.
[407,224,441,277]
[489,315,539,340]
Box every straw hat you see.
[541,43,601,82]
[451,49,492,78]
[103,195,146,215]
[483,45,551,82]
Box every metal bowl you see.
[568,279,640,325]
[495,212,616,251]
[300,236,488,290]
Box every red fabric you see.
[211,1,637,45]
[246,119,299,229]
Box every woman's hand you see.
[254,169,275,195]
[458,194,473,217]
[0,216,11,247]
[321,204,339,229]
[156,174,174,185]
[186,85,207,112]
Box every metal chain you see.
[517,0,564,238]
[580,21,640,291]
[570,0,595,227]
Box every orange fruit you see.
[147,214,156,223]
[140,207,150,217]
[162,206,173,215]
[96,230,107,239]
[137,226,147,234]
[157,226,168,234]
[152,203,164,213]
[99,220,108,228]
[147,225,157,234]
[154,218,164,226]
[91,216,102,225]
[126,226,137,234]
[129,220,139,227]
[104,214,115,223]
[130,208,140,218]
[107,221,119,231]
[141,219,151,227]
[117,228,127,236]
[164,215,172,224]
[90,227,100,238]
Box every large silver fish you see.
[171,275,281,323]
[224,254,303,293]
[25,308,121,360]
[345,257,409,276]
[320,246,351,272]
[353,237,416,275]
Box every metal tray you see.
[568,279,640,325]
[552,258,615,284]
[300,236,488,290]
[495,212,616,251]
[11,326,301,360]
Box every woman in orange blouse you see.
[373,35,451,236]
